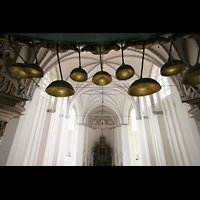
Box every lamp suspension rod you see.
[56,43,63,81]
[99,44,103,71]
[102,85,103,136]
[102,86,103,118]
[121,40,125,64]
[8,35,27,64]
[140,41,145,78]
[32,44,38,64]
[168,34,175,61]
[168,38,173,61]
[78,43,81,68]
[196,47,200,64]
[26,41,38,64]
[32,78,40,87]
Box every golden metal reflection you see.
[128,78,161,96]
[70,68,88,82]
[8,63,44,78]
[116,64,135,80]
[8,63,32,78]
[45,80,75,97]
[182,63,200,85]
[24,64,44,78]
[161,60,186,76]
[92,71,112,86]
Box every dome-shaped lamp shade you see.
[182,63,200,85]
[45,80,75,97]
[70,68,88,82]
[116,64,135,80]
[8,63,32,78]
[24,63,44,78]
[128,78,161,96]
[161,60,186,76]
[92,71,112,86]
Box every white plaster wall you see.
[6,87,44,166]
[2,72,200,166]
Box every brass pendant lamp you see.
[116,41,135,80]
[45,44,75,97]
[70,44,87,82]
[9,63,32,78]
[128,42,161,96]
[92,45,112,86]
[182,48,200,85]
[161,37,186,76]
[8,43,32,78]
[23,43,44,78]
[8,36,44,78]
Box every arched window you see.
[40,67,57,98]
[92,120,97,130]
[41,72,51,98]
[109,120,113,130]
[145,95,152,107]
[99,120,106,130]
[69,108,76,131]
[158,75,171,99]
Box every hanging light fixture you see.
[8,37,44,78]
[46,44,75,97]
[182,48,200,85]
[161,36,186,76]
[116,41,135,80]
[92,45,112,86]
[9,63,32,78]
[101,85,104,133]
[8,36,32,78]
[70,44,87,82]
[23,42,44,78]
[128,41,161,96]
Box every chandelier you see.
[45,43,75,97]
[2,33,200,97]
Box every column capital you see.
[77,123,85,126]
[121,123,129,126]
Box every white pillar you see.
[23,95,48,166]
[121,124,131,166]
[56,116,70,166]
[136,119,151,166]
[76,123,85,166]
[6,88,42,166]
[116,126,123,166]
[42,111,59,165]
[53,98,68,166]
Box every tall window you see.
[145,95,151,107]
[40,67,57,98]
[158,75,171,99]
[92,120,97,129]
[99,120,106,130]
[109,120,113,130]
[140,97,145,112]
[41,72,51,98]
[145,94,158,107]
[131,109,137,131]
[69,108,76,131]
